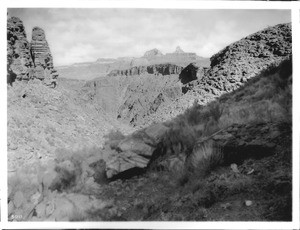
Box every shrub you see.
[208,102,223,122]
[104,129,125,150]
[50,146,103,192]
[186,138,224,178]
[162,120,197,156]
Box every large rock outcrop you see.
[7,17,58,85]
[7,17,34,84]
[30,27,58,84]
[203,23,292,94]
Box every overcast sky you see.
[8,8,291,66]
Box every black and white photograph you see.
[6,5,295,225]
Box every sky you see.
[8,8,291,66]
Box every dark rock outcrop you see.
[7,17,58,85]
[179,63,200,84]
[108,63,183,77]
[7,17,34,84]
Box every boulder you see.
[144,123,169,145]
[105,124,169,179]
[118,138,154,156]
[106,150,149,178]
[179,63,199,84]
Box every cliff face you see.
[7,17,58,85]
[108,63,183,77]
[7,17,34,84]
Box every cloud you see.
[8,8,291,66]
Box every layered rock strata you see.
[108,63,183,77]
[30,27,58,84]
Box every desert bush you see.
[208,101,223,122]
[187,138,224,178]
[51,146,103,192]
[104,129,125,150]
[162,119,197,157]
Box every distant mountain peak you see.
[174,46,184,54]
[143,48,163,58]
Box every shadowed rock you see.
[105,123,170,179]
[179,63,199,84]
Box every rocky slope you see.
[8,54,292,222]
[149,23,292,123]
[7,17,58,85]
[82,73,182,126]
[7,79,134,172]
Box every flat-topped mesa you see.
[7,17,34,84]
[30,26,58,84]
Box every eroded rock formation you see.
[7,17,34,84]
[7,17,58,85]
[30,27,58,84]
